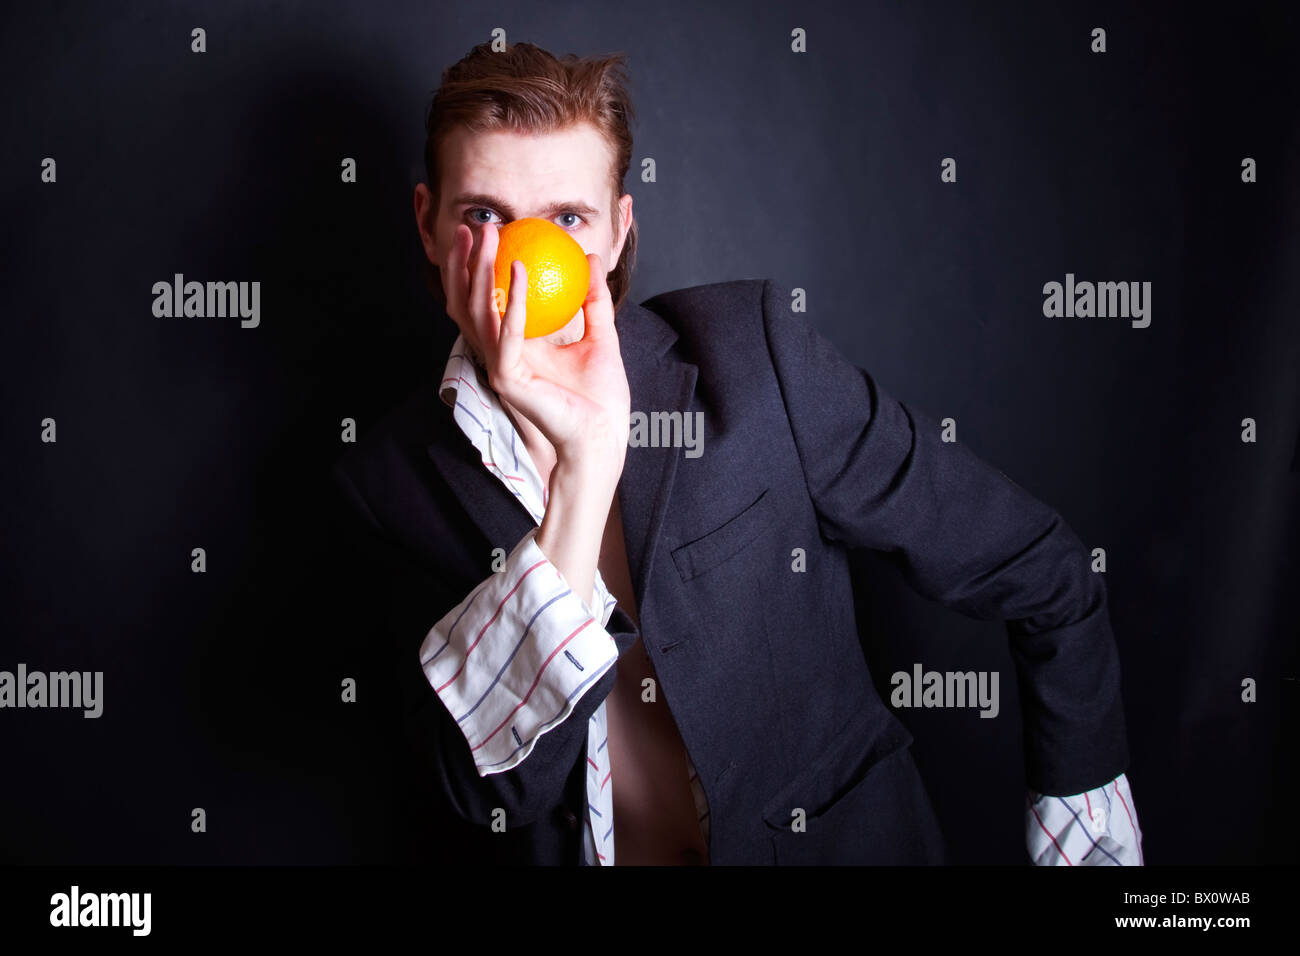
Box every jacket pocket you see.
[760,711,942,865]
[670,488,773,582]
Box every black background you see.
[2,0,1296,864]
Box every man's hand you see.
[443,221,629,612]
[443,222,631,474]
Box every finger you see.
[580,252,616,339]
[444,224,477,344]
[444,224,471,318]
[468,223,501,362]
[497,259,527,379]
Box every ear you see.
[414,183,440,263]
[609,194,634,272]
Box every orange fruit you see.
[492,218,591,338]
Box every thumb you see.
[580,253,616,338]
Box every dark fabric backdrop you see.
[1,0,1295,864]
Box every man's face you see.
[415,121,634,349]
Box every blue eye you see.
[466,208,584,228]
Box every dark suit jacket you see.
[329,278,1129,865]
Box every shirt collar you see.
[438,333,486,410]
[438,333,548,524]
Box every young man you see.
[331,41,1143,866]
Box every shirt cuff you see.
[418,526,619,776]
[1025,772,1144,865]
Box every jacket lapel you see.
[615,307,696,622]
[424,299,697,621]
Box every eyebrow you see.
[449,192,603,220]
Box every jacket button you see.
[558,808,579,829]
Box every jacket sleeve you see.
[758,278,1129,798]
[330,458,637,829]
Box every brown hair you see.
[421,41,638,313]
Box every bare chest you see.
[597,496,708,865]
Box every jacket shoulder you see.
[639,278,767,330]
[638,278,800,360]
[330,378,444,533]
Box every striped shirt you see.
[423,337,708,865]
[423,333,1141,866]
